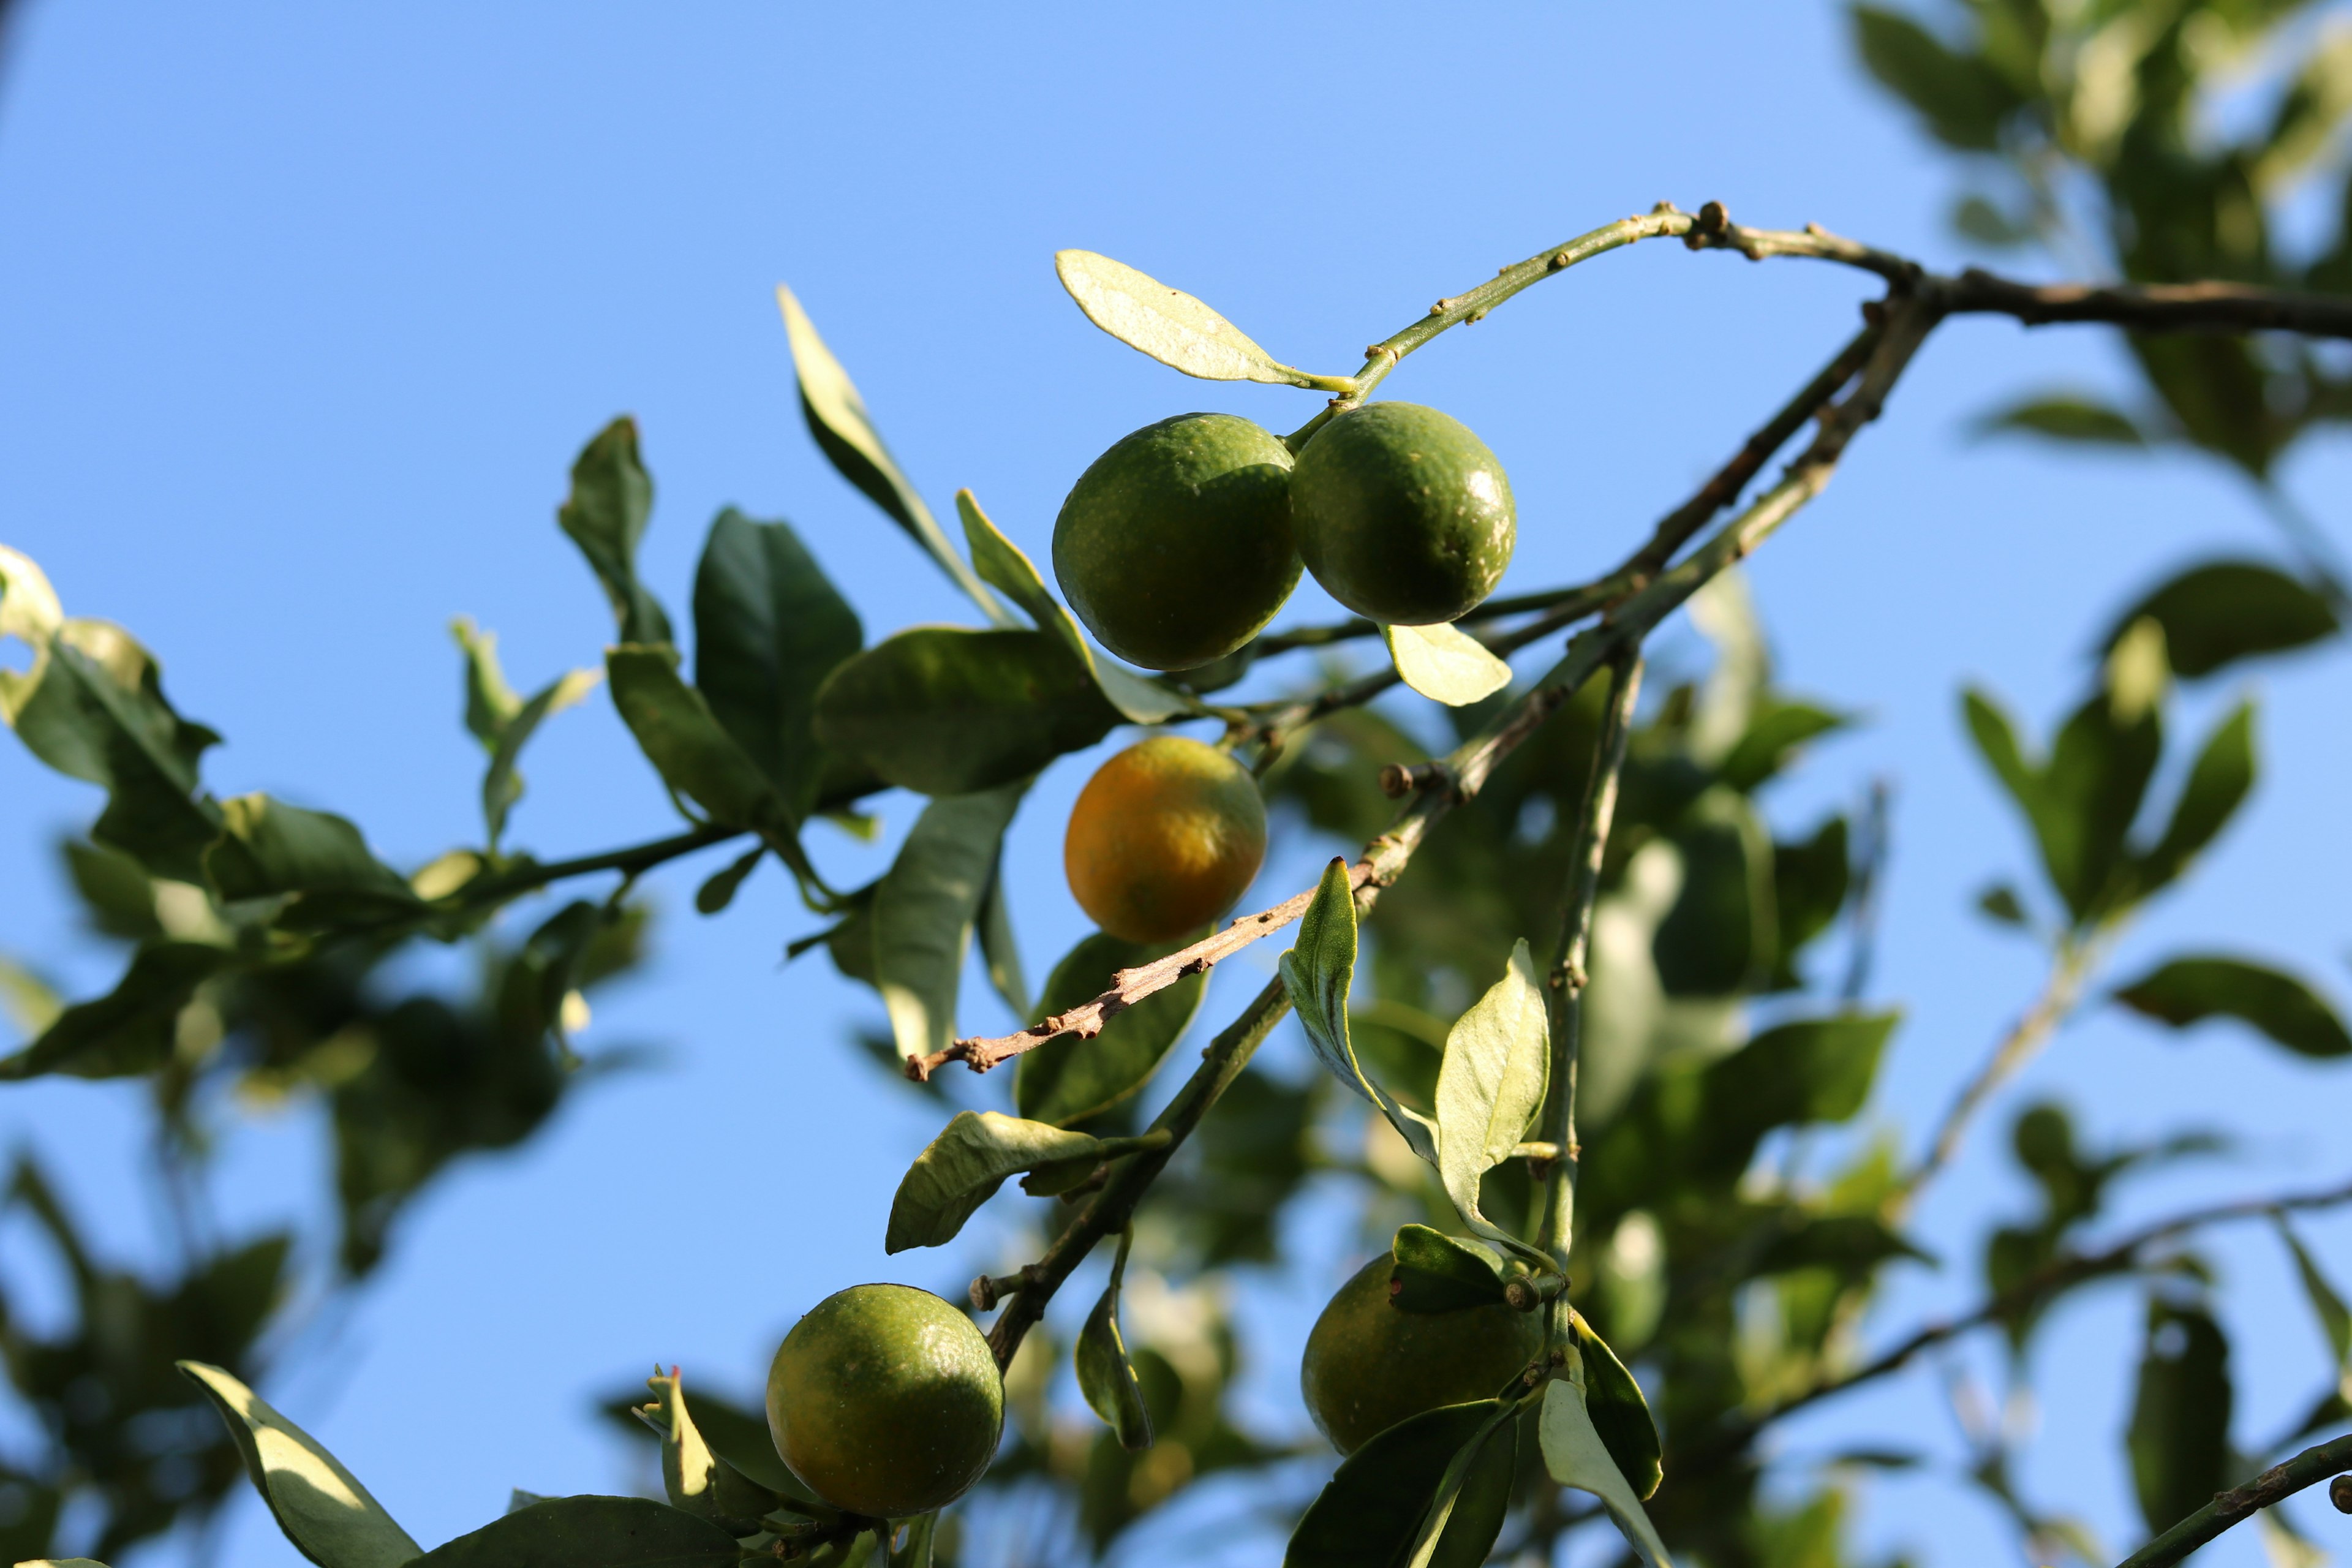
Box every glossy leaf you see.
[1389,1226,1510,1314]
[774,284,1004,619]
[1016,929,1208,1127]
[409,1495,740,1567]
[1383,623,1512,707]
[177,1360,420,1568]
[2113,956,2352,1058]
[1432,940,1549,1244]
[885,1109,1106,1251]
[203,795,418,921]
[1975,393,2147,445]
[692,509,862,815]
[2101,560,2338,679]
[0,942,233,1080]
[872,782,1026,1068]
[631,1368,785,1535]
[1572,1313,1662,1501]
[1280,858,1437,1164]
[2127,1299,2234,1534]
[606,647,791,832]
[1055,249,1337,389]
[1539,1378,1674,1568]
[557,418,671,647]
[1284,1401,1494,1568]
[813,628,1120,796]
[1075,1236,1152,1450]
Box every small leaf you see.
[0,941,233,1080]
[1974,393,2147,445]
[693,847,764,916]
[2128,701,2254,899]
[1571,1313,1662,1501]
[557,418,671,647]
[2127,1299,2233,1535]
[774,284,1005,619]
[606,646,796,835]
[692,509,863,815]
[812,628,1120,796]
[1388,1226,1510,1314]
[450,615,522,746]
[1075,1235,1152,1450]
[885,1109,1106,1251]
[1433,940,1550,1244]
[408,1495,741,1567]
[1055,249,1343,390]
[873,782,1027,1068]
[1383,622,1513,706]
[1284,1401,1496,1568]
[1016,929,1208,1128]
[2101,560,2338,679]
[1539,1378,1674,1568]
[1280,859,1437,1164]
[1976,884,2029,927]
[480,667,601,851]
[632,1368,789,1535]
[2113,956,2352,1058]
[177,1360,421,1568]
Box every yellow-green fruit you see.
[1052,412,1300,671]
[766,1284,1003,1517]
[1064,736,1267,944]
[1290,402,1516,626]
[1300,1256,1544,1455]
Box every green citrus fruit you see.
[1052,412,1300,671]
[766,1283,1003,1517]
[1299,1255,1544,1455]
[1064,736,1267,944]
[1290,402,1516,625]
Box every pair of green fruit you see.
[1054,402,1519,671]
[763,1257,1537,1520]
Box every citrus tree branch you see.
[2113,1431,2352,1568]
[431,823,748,912]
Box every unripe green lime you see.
[1290,402,1515,626]
[766,1284,1003,1518]
[1299,1256,1543,1455]
[1053,413,1300,671]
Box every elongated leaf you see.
[2129,701,2253,899]
[203,796,419,922]
[2103,560,2338,679]
[1280,858,1436,1164]
[0,941,233,1080]
[1433,940,1548,1238]
[1015,929,1209,1127]
[606,646,791,832]
[177,1360,420,1568]
[2274,1218,2352,1384]
[2127,1300,2233,1535]
[1720,699,1849,792]
[975,854,1028,1019]
[1075,1238,1152,1450]
[1571,1314,1662,1500]
[813,627,1120,796]
[631,1368,789,1535]
[692,509,862,815]
[1055,249,1340,390]
[557,418,671,647]
[450,615,522,745]
[2114,956,2352,1058]
[1389,1226,1510,1313]
[410,1495,740,1567]
[956,489,1191,723]
[1974,393,2147,445]
[886,1110,1105,1251]
[1285,1401,1495,1568]
[1539,1378,1674,1568]
[481,666,601,851]
[775,284,1005,619]
[1416,1413,1516,1568]
[1384,623,1512,707]
[873,782,1027,1068]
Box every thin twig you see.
[2114,1430,2352,1568]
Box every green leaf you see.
[557,417,672,647]
[975,854,1028,1019]
[956,489,1193,723]
[1284,1401,1496,1568]
[872,782,1027,1068]
[1415,1411,1516,1568]
[884,1109,1106,1251]
[1976,883,2029,927]
[176,1360,421,1568]
[1719,699,1848,792]
[450,615,522,746]
[2274,1217,2352,1382]
[1850,4,2018,150]
[1055,249,1345,391]
[774,284,1005,619]
[1753,1213,1932,1276]
[4,616,222,882]
[813,628,1120,797]
[1973,394,2147,445]
[693,846,764,916]
[0,955,62,1041]
[1075,1235,1153,1451]
[1432,940,1550,1246]
[0,543,63,712]
[1654,788,1776,997]
[1952,192,2034,247]
[1382,623,1513,707]
[2101,560,2338,679]
[1964,675,2164,925]
[409,1495,741,1567]
[469,647,600,851]
[1571,1313,1662,1501]
[605,646,794,834]
[1280,858,1437,1164]
[1538,1378,1674,1568]
[0,941,233,1080]
[1015,929,1209,1128]
[1770,816,1851,987]
[62,837,164,939]
[203,795,420,923]
[692,509,863,815]
[630,1368,791,1536]
[2127,1300,2233,1535]
[1388,1226,1510,1314]
[2113,956,2352,1058]
[2128,701,2254,900]
[2130,334,2279,477]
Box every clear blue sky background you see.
[3,4,2350,1565]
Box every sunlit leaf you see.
[1539,1378,1673,1568]
[1055,249,1344,390]
[630,1368,791,1536]
[1432,940,1549,1246]
[1382,622,1513,707]
[886,1109,1106,1251]
[2113,956,2352,1058]
[178,1360,421,1568]
[1280,858,1437,1165]
[557,417,672,647]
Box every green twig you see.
[2113,1430,2352,1568]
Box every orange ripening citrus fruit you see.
[1064,736,1267,944]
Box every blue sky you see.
[2,3,2350,1564]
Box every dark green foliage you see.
[415,1494,742,1566]
[1285,1401,1501,1568]
[2127,1300,2235,1535]
[558,417,673,647]
[2101,560,2339,677]
[2113,955,2352,1058]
